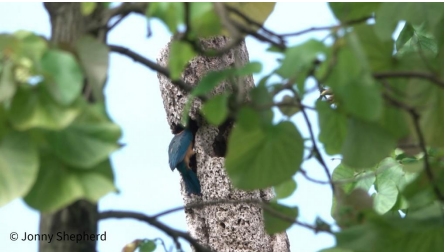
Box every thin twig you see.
[224,5,285,46]
[107,13,128,32]
[99,211,212,252]
[280,16,372,37]
[373,71,444,88]
[299,168,331,185]
[408,109,444,202]
[294,91,334,193]
[154,238,169,252]
[382,92,444,202]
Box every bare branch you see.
[373,71,444,88]
[107,2,148,19]
[280,16,372,37]
[99,211,212,252]
[153,199,333,234]
[224,5,285,46]
[299,168,331,185]
[293,91,334,193]
[108,44,201,97]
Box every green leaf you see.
[14,31,48,65]
[75,36,109,101]
[336,215,444,252]
[225,3,276,32]
[274,178,297,199]
[181,95,194,127]
[316,101,347,155]
[0,132,38,207]
[375,2,444,41]
[24,157,115,212]
[319,248,353,252]
[332,163,355,193]
[147,3,184,33]
[168,41,196,80]
[236,106,261,131]
[373,179,398,214]
[192,62,261,96]
[329,3,380,22]
[190,3,222,37]
[0,59,16,102]
[235,61,262,76]
[8,86,81,131]
[332,163,376,193]
[342,118,396,168]
[378,105,409,139]
[192,70,232,96]
[41,49,83,105]
[201,93,228,125]
[420,88,443,148]
[81,2,97,16]
[276,39,326,89]
[278,95,300,117]
[336,82,383,122]
[264,203,298,234]
[401,170,441,211]
[44,107,121,169]
[354,24,394,71]
[139,240,157,252]
[249,84,274,126]
[101,3,111,9]
[0,34,18,55]
[325,46,363,89]
[396,23,415,51]
[373,157,417,214]
[226,121,303,189]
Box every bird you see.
[168,124,202,195]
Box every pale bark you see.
[158,37,290,252]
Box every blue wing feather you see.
[177,161,202,195]
[168,129,201,195]
[168,129,193,170]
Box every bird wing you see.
[168,129,193,170]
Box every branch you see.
[408,109,444,202]
[99,211,212,252]
[107,2,148,19]
[382,92,444,202]
[213,3,285,51]
[299,168,331,185]
[224,5,285,46]
[153,199,333,234]
[293,91,334,193]
[280,15,372,37]
[373,71,444,88]
[108,44,202,97]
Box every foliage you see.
[0,31,120,212]
[0,2,443,252]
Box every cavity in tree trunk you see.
[157,37,290,252]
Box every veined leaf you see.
[0,132,38,207]
[226,121,303,189]
[41,49,83,105]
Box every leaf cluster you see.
[0,31,121,212]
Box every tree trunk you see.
[39,3,106,251]
[157,37,290,252]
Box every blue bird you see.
[168,125,201,195]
